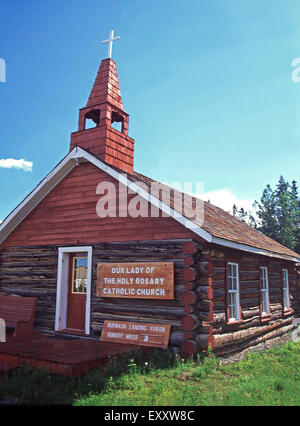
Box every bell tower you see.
[70,32,135,174]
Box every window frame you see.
[259,266,271,320]
[71,256,88,295]
[226,262,242,324]
[282,268,290,312]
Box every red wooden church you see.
[0,39,300,359]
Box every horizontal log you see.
[0,262,58,269]
[198,323,213,334]
[96,297,181,308]
[210,258,226,268]
[199,251,211,262]
[242,308,260,319]
[175,285,186,299]
[0,271,56,278]
[196,276,213,287]
[213,312,226,324]
[240,299,260,309]
[212,271,225,281]
[91,312,181,328]
[1,288,56,298]
[169,331,185,346]
[240,271,259,280]
[214,324,294,357]
[210,249,225,258]
[198,310,214,322]
[239,280,260,288]
[213,317,262,334]
[213,318,293,349]
[198,300,214,312]
[196,262,213,276]
[195,333,215,351]
[240,289,261,299]
[270,303,284,312]
[210,301,224,312]
[196,286,213,300]
[211,289,225,302]
[181,339,198,357]
[92,304,186,318]
[0,279,57,286]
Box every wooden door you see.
[67,254,88,331]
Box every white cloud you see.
[0,158,33,172]
[194,188,255,215]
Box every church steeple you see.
[70,33,135,174]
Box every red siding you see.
[1,162,196,247]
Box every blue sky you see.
[1,0,300,221]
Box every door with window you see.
[67,254,88,331]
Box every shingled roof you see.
[128,170,300,261]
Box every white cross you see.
[102,30,120,59]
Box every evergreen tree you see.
[254,176,300,252]
[232,204,258,228]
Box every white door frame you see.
[55,246,93,335]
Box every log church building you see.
[1,33,300,358]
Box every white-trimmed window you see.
[227,262,240,322]
[282,269,290,310]
[260,267,270,315]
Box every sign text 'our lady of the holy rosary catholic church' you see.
[96,262,174,300]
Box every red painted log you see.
[182,267,197,282]
[183,305,194,314]
[181,314,200,331]
[181,340,198,357]
[181,291,197,305]
[183,331,197,340]
[182,241,199,255]
[184,256,194,266]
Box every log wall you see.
[0,239,298,357]
[0,246,58,332]
[90,240,191,348]
[0,239,198,352]
[208,246,297,357]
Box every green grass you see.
[1,341,300,406]
[75,341,300,406]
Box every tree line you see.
[232,176,300,254]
